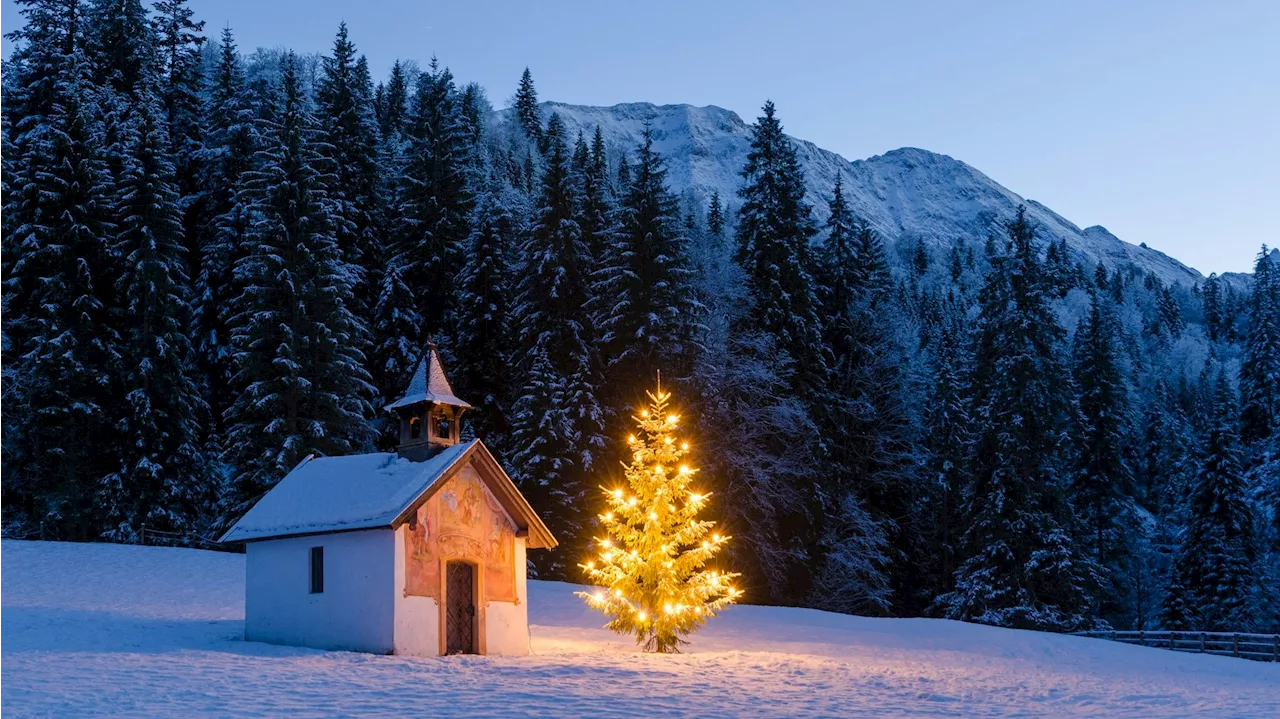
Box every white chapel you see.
[220,347,556,656]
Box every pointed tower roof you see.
[385,345,471,411]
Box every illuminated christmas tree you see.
[577,381,740,652]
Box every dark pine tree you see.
[85,0,153,96]
[911,239,929,278]
[1202,272,1225,343]
[150,0,205,262]
[454,169,518,445]
[102,94,210,541]
[1241,246,1280,446]
[223,53,374,515]
[1072,291,1134,620]
[706,190,725,248]
[369,247,423,433]
[810,173,909,614]
[375,60,409,140]
[734,100,826,400]
[1163,370,1256,631]
[514,67,542,143]
[920,292,974,601]
[1151,285,1185,340]
[937,207,1100,631]
[2,31,122,539]
[194,27,258,446]
[316,22,381,327]
[509,113,604,578]
[576,126,615,279]
[391,59,473,348]
[597,125,701,403]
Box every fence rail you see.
[1074,630,1280,663]
[140,525,221,549]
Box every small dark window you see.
[310,546,324,594]
[409,416,422,440]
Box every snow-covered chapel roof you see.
[385,346,471,411]
[219,440,556,548]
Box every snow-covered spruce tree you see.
[1150,284,1185,341]
[597,125,701,403]
[1202,272,1226,343]
[1072,291,1137,623]
[578,385,740,653]
[101,94,210,541]
[366,59,416,418]
[1241,246,1280,447]
[194,27,258,445]
[698,100,830,603]
[1043,237,1077,297]
[393,59,474,346]
[685,189,729,307]
[733,100,827,401]
[223,53,374,514]
[1163,369,1257,631]
[937,206,1101,631]
[693,326,820,599]
[150,0,205,255]
[2,32,123,540]
[919,290,974,600]
[809,174,906,614]
[514,67,542,143]
[1072,293,1134,563]
[453,167,518,444]
[369,250,423,422]
[1,114,15,334]
[706,190,726,253]
[374,59,409,140]
[0,135,13,415]
[509,113,605,578]
[575,126,616,285]
[572,129,618,387]
[1138,379,1195,517]
[316,22,381,321]
[508,342,579,546]
[910,238,930,278]
[85,0,154,96]
[152,0,204,151]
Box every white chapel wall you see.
[245,528,396,653]
[484,535,530,655]
[393,523,441,656]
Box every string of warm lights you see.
[575,382,741,653]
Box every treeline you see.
[3,0,1278,633]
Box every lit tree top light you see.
[576,380,740,653]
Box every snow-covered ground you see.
[3,541,1276,718]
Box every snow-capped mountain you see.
[520,101,1213,288]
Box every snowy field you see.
[2,541,1276,718]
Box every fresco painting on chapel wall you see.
[404,465,518,602]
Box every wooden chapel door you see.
[445,562,477,654]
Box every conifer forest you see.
[4,0,1279,634]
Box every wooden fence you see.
[1074,630,1280,663]
[139,524,221,549]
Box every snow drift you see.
[3,540,1277,718]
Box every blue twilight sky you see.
[3,0,1277,274]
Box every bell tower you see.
[386,344,471,461]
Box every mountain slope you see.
[4,540,1277,717]
[529,101,1209,288]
